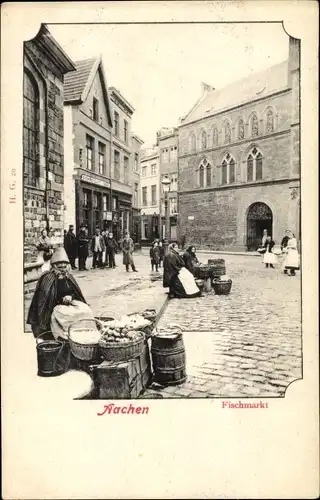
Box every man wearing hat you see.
[27,247,91,339]
[77,224,89,271]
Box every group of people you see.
[260,229,300,276]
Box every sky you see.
[49,22,289,148]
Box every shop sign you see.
[106,212,113,221]
[81,174,111,188]
[188,215,195,221]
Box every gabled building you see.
[177,37,300,251]
[64,56,113,237]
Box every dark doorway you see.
[246,202,273,251]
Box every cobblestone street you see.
[146,252,302,399]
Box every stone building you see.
[157,127,179,241]
[140,147,161,243]
[131,133,144,242]
[178,36,300,251]
[23,24,75,287]
[64,56,113,237]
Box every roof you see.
[64,56,113,127]
[109,86,135,114]
[28,24,76,74]
[181,60,289,125]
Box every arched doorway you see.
[246,202,273,251]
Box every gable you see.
[80,65,113,128]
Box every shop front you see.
[75,171,112,237]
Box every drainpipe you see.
[109,131,113,224]
[25,49,50,231]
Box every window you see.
[86,135,94,170]
[206,164,212,186]
[199,165,204,188]
[224,121,231,143]
[93,97,99,122]
[170,198,177,214]
[151,185,157,206]
[134,182,138,207]
[170,146,177,161]
[124,156,129,183]
[23,71,39,187]
[198,158,212,188]
[114,150,120,180]
[221,153,236,185]
[238,118,245,140]
[151,164,157,176]
[124,120,128,143]
[251,114,259,137]
[142,166,147,177]
[201,130,207,150]
[212,127,218,147]
[114,111,119,136]
[112,196,117,211]
[189,133,196,152]
[266,109,274,133]
[171,176,178,191]
[103,194,108,219]
[134,153,139,172]
[246,147,263,181]
[83,189,91,230]
[162,148,169,163]
[142,186,148,207]
[98,142,105,175]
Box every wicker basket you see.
[196,265,212,279]
[68,318,102,361]
[212,279,232,295]
[99,331,145,362]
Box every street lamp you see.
[161,175,171,254]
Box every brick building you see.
[178,37,300,251]
[64,56,113,237]
[23,24,75,267]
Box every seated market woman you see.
[183,245,200,276]
[163,243,201,299]
[27,247,94,340]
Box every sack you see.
[178,267,200,296]
[51,300,95,340]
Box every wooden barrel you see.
[151,333,187,386]
[208,258,226,278]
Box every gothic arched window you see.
[199,165,204,187]
[206,163,212,186]
[266,109,274,133]
[251,114,259,137]
[201,130,207,150]
[225,122,231,143]
[247,147,263,182]
[221,153,236,185]
[212,127,218,146]
[238,118,245,140]
[23,70,39,187]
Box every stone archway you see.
[246,202,273,251]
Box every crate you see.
[93,341,152,399]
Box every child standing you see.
[263,235,277,269]
[150,241,160,272]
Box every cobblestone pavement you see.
[144,253,302,399]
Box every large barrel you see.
[208,258,226,278]
[151,333,187,386]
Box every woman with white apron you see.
[282,232,300,276]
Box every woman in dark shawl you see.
[27,247,89,339]
[183,245,200,276]
[163,243,201,298]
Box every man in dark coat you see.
[77,224,89,271]
[64,225,77,270]
[27,247,86,339]
[121,231,138,272]
[105,231,118,269]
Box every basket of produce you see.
[68,319,102,361]
[212,278,232,295]
[99,325,145,362]
[196,264,212,280]
[208,259,226,277]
